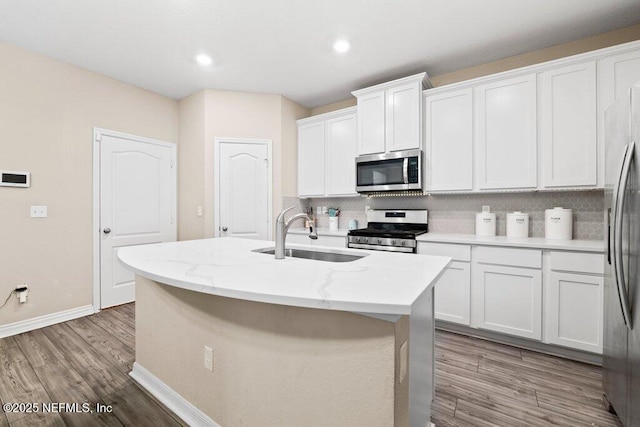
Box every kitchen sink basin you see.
[252,247,367,263]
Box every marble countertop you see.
[417,233,604,253]
[118,237,451,315]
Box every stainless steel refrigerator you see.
[603,82,640,426]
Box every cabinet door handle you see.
[103,228,111,234]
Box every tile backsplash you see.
[284,190,604,240]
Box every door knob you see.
[221,226,228,232]
[103,228,111,234]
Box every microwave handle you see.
[403,158,408,184]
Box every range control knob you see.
[391,240,396,246]
[377,239,382,244]
[401,241,406,246]
[364,238,369,244]
[356,237,361,243]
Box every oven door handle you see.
[403,158,409,184]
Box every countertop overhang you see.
[118,237,451,316]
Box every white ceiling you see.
[1,0,639,108]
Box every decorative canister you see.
[329,216,339,232]
[348,219,358,230]
[506,212,529,238]
[475,212,496,237]
[545,207,573,240]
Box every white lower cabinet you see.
[418,243,471,325]
[472,246,542,340]
[473,263,543,340]
[544,251,604,353]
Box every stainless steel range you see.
[347,209,428,253]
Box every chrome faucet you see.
[275,207,318,259]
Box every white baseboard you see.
[0,304,95,339]
[130,362,219,427]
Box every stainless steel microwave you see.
[355,149,422,192]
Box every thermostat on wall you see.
[0,170,30,187]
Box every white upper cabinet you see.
[385,81,423,152]
[297,107,357,198]
[475,74,537,190]
[539,61,597,188]
[353,73,428,155]
[298,121,325,197]
[326,113,357,195]
[356,91,386,155]
[598,48,640,187]
[424,88,473,191]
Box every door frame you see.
[213,137,273,240]
[92,128,177,313]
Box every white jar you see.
[507,212,529,238]
[475,212,496,237]
[545,207,572,240]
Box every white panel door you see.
[539,61,597,188]
[298,122,325,196]
[100,134,175,308]
[476,74,537,189]
[546,271,603,353]
[386,82,421,152]
[434,261,471,325]
[425,88,473,191]
[325,113,357,196]
[597,49,640,187]
[218,142,269,240]
[357,91,386,155]
[474,263,542,340]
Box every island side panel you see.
[409,286,435,427]
[134,275,407,427]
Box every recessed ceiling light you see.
[333,40,350,54]
[195,53,213,66]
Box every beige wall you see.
[311,23,640,115]
[310,98,356,116]
[0,41,179,325]
[431,23,640,87]
[177,91,207,241]
[136,275,408,426]
[178,90,309,240]
[280,97,310,197]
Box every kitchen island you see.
[118,237,450,427]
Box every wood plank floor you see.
[0,304,623,426]
[0,304,181,426]
[432,330,622,427]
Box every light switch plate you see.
[204,345,213,371]
[30,206,47,218]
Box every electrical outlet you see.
[482,205,491,213]
[197,206,203,217]
[204,346,213,372]
[18,289,28,304]
[30,206,47,218]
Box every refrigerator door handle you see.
[612,141,635,330]
[607,208,611,265]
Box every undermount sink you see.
[252,247,367,263]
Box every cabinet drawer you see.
[418,242,471,262]
[475,246,541,269]
[549,251,604,275]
